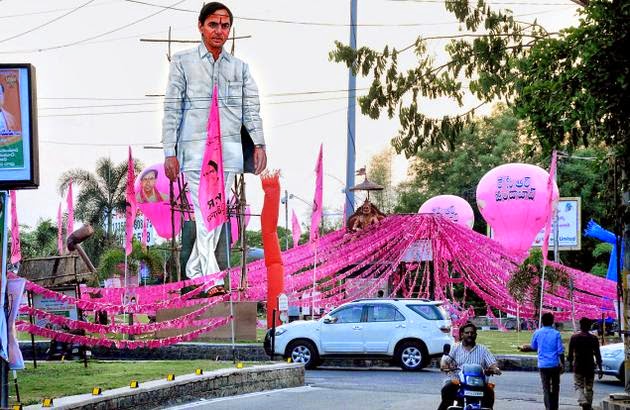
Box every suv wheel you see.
[286,340,319,370]
[397,341,426,371]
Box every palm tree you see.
[58,157,142,242]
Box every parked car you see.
[600,342,624,382]
[264,298,453,371]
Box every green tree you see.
[394,105,538,232]
[18,218,58,258]
[97,240,164,284]
[58,157,142,242]
[331,0,628,277]
[367,148,395,213]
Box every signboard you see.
[489,197,581,251]
[31,289,78,328]
[401,239,433,262]
[110,213,156,246]
[0,64,39,189]
[278,293,288,311]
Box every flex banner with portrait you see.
[0,64,38,189]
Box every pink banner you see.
[7,278,25,369]
[57,202,63,255]
[66,179,74,236]
[125,146,137,255]
[542,150,557,265]
[198,84,227,232]
[9,190,21,264]
[291,209,301,248]
[309,144,323,243]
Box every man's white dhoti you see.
[184,170,235,282]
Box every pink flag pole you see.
[57,203,63,255]
[125,146,137,256]
[198,84,227,232]
[66,179,74,237]
[9,191,21,265]
[291,209,301,248]
[309,144,323,317]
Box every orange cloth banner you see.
[261,171,284,328]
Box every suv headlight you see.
[275,328,287,336]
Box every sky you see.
[1,0,581,232]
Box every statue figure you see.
[347,200,386,232]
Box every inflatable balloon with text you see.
[476,163,558,255]
[418,195,474,228]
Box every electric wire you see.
[0,0,97,44]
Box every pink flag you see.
[57,203,63,255]
[309,144,323,243]
[125,146,137,256]
[291,209,301,248]
[9,191,21,264]
[66,179,74,236]
[141,215,148,248]
[198,84,227,231]
[542,150,558,266]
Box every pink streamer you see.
[198,84,227,231]
[16,317,231,349]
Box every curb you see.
[24,363,304,410]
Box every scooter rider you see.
[438,322,502,410]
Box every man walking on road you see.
[519,312,565,410]
[568,317,603,410]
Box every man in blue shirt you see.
[520,312,565,410]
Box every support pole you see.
[344,0,358,223]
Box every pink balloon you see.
[418,195,474,228]
[476,163,559,254]
[135,164,188,239]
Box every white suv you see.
[264,298,453,371]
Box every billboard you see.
[110,213,156,246]
[0,64,39,189]
[489,197,581,251]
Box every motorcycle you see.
[442,344,497,410]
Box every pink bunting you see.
[309,144,323,244]
[9,191,21,264]
[198,84,227,231]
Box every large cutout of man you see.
[162,2,267,288]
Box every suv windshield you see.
[407,304,446,320]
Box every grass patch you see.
[476,330,620,355]
[10,360,262,406]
